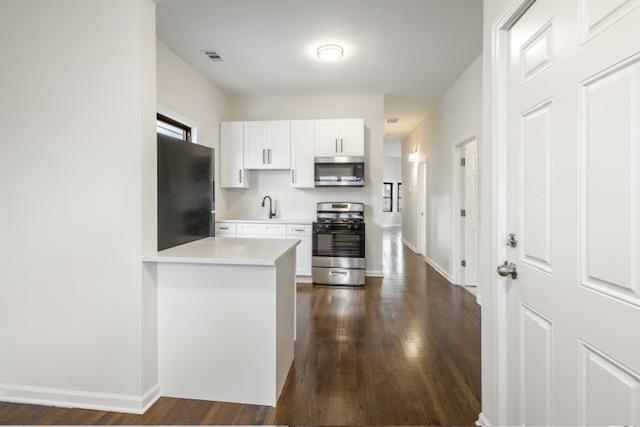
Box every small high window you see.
[157,113,192,142]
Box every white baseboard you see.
[423,255,454,284]
[476,412,490,426]
[401,237,417,253]
[0,382,161,415]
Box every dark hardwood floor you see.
[0,227,481,425]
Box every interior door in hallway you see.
[504,0,640,424]
[416,160,427,255]
[462,140,478,286]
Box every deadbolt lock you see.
[507,233,518,248]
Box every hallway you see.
[0,228,481,425]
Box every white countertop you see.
[217,218,314,224]
[142,237,300,266]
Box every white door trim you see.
[452,135,478,286]
[416,159,427,255]
[485,0,537,425]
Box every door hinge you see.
[460,158,466,166]
[461,259,467,267]
[461,209,466,217]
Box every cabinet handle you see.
[294,228,304,232]
[268,149,272,164]
[291,169,295,183]
[219,227,229,230]
[341,138,344,152]
[262,149,266,164]
[239,169,242,183]
[335,139,338,153]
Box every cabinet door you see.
[290,120,315,188]
[295,236,312,276]
[339,119,364,156]
[220,121,249,188]
[315,119,340,157]
[243,121,270,169]
[267,120,291,169]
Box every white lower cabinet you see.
[216,221,312,276]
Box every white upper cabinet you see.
[244,120,291,170]
[268,120,291,169]
[290,120,315,188]
[314,119,364,158]
[220,121,250,188]
[243,121,269,170]
[339,119,365,156]
[315,120,342,157]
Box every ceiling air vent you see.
[204,50,223,62]
[386,118,400,123]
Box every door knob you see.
[497,261,518,279]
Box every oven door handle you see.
[313,231,364,235]
[330,270,348,275]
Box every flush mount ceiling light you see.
[316,44,344,62]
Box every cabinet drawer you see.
[236,222,286,237]
[237,222,264,236]
[263,223,287,236]
[287,224,312,237]
[215,223,236,235]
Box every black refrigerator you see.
[157,133,214,251]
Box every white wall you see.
[156,39,230,217]
[226,94,385,275]
[402,117,429,249]
[0,0,158,412]
[402,54,482,279]
[382,156,402,226]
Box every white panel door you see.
[339,119,365,156]
[267,120,291,169]
[220,121,249,188]
[290,120,315,188]
[243,121,270,169]
[505,0,640,424]
[315,120,340,157]
[463,141,478,286]
[416,161,426,255]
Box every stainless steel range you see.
[312,202,365,286]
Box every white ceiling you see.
[155,0,482,138]
[384,95,432,141]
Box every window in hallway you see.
[383,182,393,212]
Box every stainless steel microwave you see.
[314,156,365,187]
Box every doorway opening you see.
[453,137,479,301]
[416,160,427,255]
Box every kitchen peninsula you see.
[143,237,299,407]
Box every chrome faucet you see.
[261,195,276,219]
